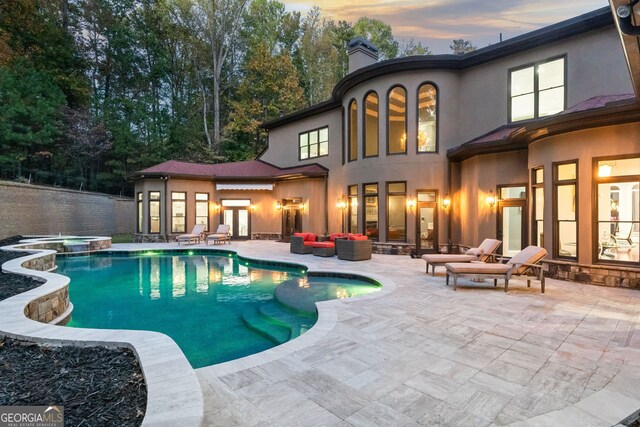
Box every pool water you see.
[56,252,379,368]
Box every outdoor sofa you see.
[422,238,502,275]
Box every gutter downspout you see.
[164,176,169,242]
[446,158,452,253]
[324,174,329,234]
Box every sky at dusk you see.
[281,0,610,53]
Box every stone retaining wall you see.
[544,259,640,289]
[0,181,134,239]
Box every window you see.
[532,168,544,247]
[348,100,357,161]
[149,191,161,234]
[364,92,379,157]
[137,192,143,233]
[348,185,358,233]
[595,156,640,264]
[299,127,328,160]
[388,86,407,154]
[364,183,379,240]
[510,56,565,122]
[171,192,186,233]
[387,181,406,241]
[417,83,437,152]
[554,161,577,259]
[195,193,209,232]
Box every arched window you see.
[348,99,357,161]
[387,86,407,154]
[364,92,379,157]
[417,83,437,153]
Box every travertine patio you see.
[119,240,640,426]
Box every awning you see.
[216,183,273,191]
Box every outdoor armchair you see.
[335,235,371,261]
[206,224,231,245]
[176,223,206,245]
[422,238,502,275]
[289,232,318,254]
[445,245,547,293]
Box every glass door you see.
[497,186,527,256]
[221,199,251,240]
[416,190,438,255]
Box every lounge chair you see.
[422,238,502,276]
[176,224,206,245]
[289,232,318,254]
[206,224,231,245]
[445,245,548,293]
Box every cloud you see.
[281,0,609,53]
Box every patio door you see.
[282,208,302,242]
[416,190,438,255]
[497,186,527,256]
[221,199,251,240]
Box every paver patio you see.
[116,241,640,426]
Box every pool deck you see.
[114,240,640,426]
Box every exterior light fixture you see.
[250,204,256,211]
[442,194,451,209]
[486,191,496,208]
[299,203,304,210]
[213,203,221,211]
[276,201,282,210]
[336,195,347,210]
[407,198,416,209]
[598,164,613,177]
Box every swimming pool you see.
[56,251,379,368]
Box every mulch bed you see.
[0,337,146,426]
[0,235,43,301]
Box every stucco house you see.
[131,4,640,286]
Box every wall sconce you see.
[336,195,347,210]
[407,198,416,209]
[298,203,304,210]
[442,194,451,209]
[275,201,282,210]
[213,202,221,211]
[598,163,613,177]
[250,204,256,211]
[486,191,496,208]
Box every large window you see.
[137,192,143,233]
[595,156,640,264]
[532,168,544,247]
[510,56,565,122]
[387,181,406,241]
[417,83,437,153]
[554,161,577,259]
[171,192,186,233]
[387,86,407,154]
[364,183,379,240]
[348,100,357,161]
[364,92,379,157]
[299,127,328,160]
[195,193,209,232]
[149,191,161,234]
[348,185,358,233]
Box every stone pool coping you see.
[0,240,396,427]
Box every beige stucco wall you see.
[0,181,134,239]
[452,151,529,247]
[528,122,640,264]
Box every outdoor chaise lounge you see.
[422,238,502,275]
[206,224,231,245]
[445,245,548,293]
[176,223,205,245]
[336,235,371,261]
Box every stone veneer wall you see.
[0,181,134,239]
[544,260,640,289]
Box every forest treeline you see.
[0,0,474,195]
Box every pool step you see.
[241,308,290,344]
[258,301,310,339]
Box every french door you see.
[497,185,527,256]
[416,190,438,255]
[220,200,251,240]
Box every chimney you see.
[347,37,379,73]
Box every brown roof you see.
[135,159,327,179]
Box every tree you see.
[0,62,66,171]
[399,39,431,57]
[225,42,304,160]
[450,39,477,55]
[353,17,398,60]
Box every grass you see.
[111,233,134,244]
